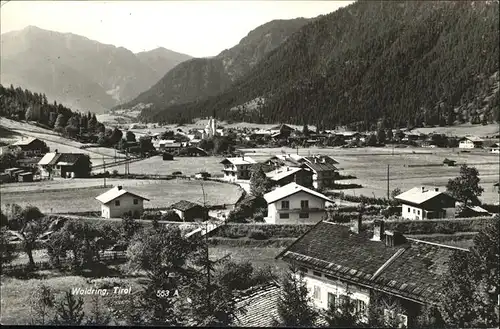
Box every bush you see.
[160,210,182,222]
[248,229,269,240]
[218,260,254,290]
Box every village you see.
[1,113,499,327]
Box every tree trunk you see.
[26,246,35,268]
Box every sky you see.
[0,1,353,58]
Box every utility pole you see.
[387,164,390,200]
[103,156,106,188]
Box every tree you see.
[52,290,85,325]
[0,227,17,267]
[85,295,111,325]
[249,164,273,197]
[439,216,499,328]
[54,114,67,129]
[29,284,55,325]
[125,131,136,142]
[138,137,155,156]
[365,134,378,147]
[121,215,142,242]
[376,128,386,145]
[446,165,484,206]
[386,129,394,142]
[323,290,365,328]
[108,128,123,146]
[25,107,34,121]
[303,124,310,137]
[5,204,48,268]
[273,266,319,327]
[126,226,202,325]
[390,188,402,199]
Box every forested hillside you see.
[139,1,499,130]
[0,84,105,139]
[116,18,311,111]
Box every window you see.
[327,293,336,308]
[281,200,290,209]
[338,295,349,308]
[417,210,420,215]
[407,207,410,213]
[313,286,321,300]
[301,200,309,209]
[299,212,309,218]
[133,199,138,205]
[115,200,120,206]
[312,271,322,277]
[413,209,416,214]
[279,213,289,219]
[356,299,367,314]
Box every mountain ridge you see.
[114,18,312,111]
[0,26,192,114]
[138,0,499,129]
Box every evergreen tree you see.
[249,163,273,197]
[273,266,319,327]
[52,291,85,325]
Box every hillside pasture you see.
[242,146,500,205]
[1,178,243,213]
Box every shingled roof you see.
[235,285,280,327]
[170,200,203,211]
[277,221,468,304]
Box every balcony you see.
[277,207,325,213]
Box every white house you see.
[220,156,257,182]
[277,220,469,328]
[458,136,484,149]
[490,143,500,154]
[395,186,456,220]
[263,182,334,224]
[95,186,149,218]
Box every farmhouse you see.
[270,124,295,140]
[266,166,313,188]
[220,156,257,182]
[12,137,49,157]
[95,186,149,219]
[458,136,484,149]
[170,200,208,222]
[263,182,333,224]
[395,186,456,220]
[38,152,91,178]
[490,143,500,154]
[301,160,339,189]
[276,220,469,328]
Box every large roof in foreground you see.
[278,221,468,304]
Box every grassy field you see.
[242,146,500,205]
[94,155,226,176]
[210,246,288,277]
[0,273,144,325]
[1,178,243,213]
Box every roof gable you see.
[264,182,333,204]
[395,187,455,205]
[96,187,149,204]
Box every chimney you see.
[287,166,290,171]
[350,213,362,234]
[434,187,439,192]
[421,186,426,193]
[55,149,58,154]
[384,230,406,247]
[117,186,122,190]
[371,219,385,241]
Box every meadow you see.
[1,178,244,213]
[242,146,500,205]
[94,155,226,176]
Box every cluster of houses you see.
[0,137,91,183]
[221,153,339,189]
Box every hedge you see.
[213,223,315,239]
[208,237,296,248]
[325,191,391,206]
[363,217,491,235]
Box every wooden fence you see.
[2,251,127,274]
